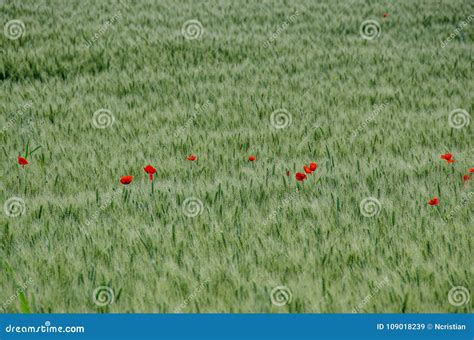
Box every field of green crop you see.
[1,0,472,313]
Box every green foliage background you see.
[1,0,472,312]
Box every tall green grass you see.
[1,0,472,313]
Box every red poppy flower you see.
[17,156,28,168]
[295,172,307,181]
[120,175,133,185]
[383,13,389,18]
[469,167,474,173]
[428,197,439,206]
[248,155,256,162]
[309,162,317,171]
[440,153,454,163]
[144,165,156,181]
[463,174,470,182]
[303,165,312,174]
[187,154,197,161]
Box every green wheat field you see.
[1,0,472,313]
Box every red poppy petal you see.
[120,176,133,185]
[440,153,453,161]
[295,172,307,181]
[17,156,28,165]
